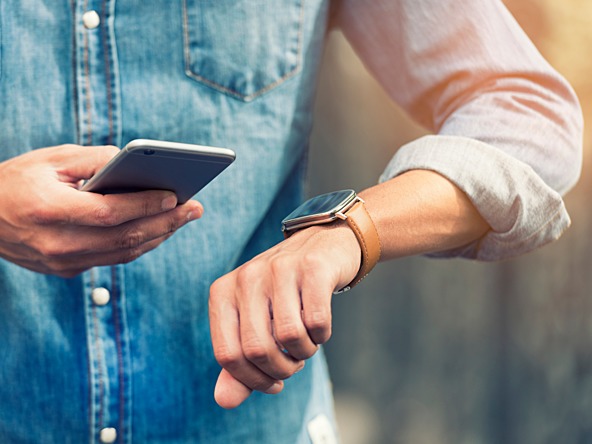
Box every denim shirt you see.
[0,1,582,443]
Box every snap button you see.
[92,287,110,306]
[82,10,101,30]
[99,427,117,443]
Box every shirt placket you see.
[73,1,129,443]
[84,265,132,444]
[74,0,121,147]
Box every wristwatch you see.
[281,189,381,293]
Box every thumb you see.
[49,145,120,180]
[214,369,253,409]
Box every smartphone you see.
[82,139,236,204]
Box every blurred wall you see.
[309,2,592,443]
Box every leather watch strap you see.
[338,199,381,292]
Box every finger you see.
[30,188,181,227]
[9,237,162,277]
[30,202,201,257]
[269,261,318,360]
[51,145,121,180]
[54,232,174,273]
[98,201,202,250]
[214,369,254,409]
[209,276,283,394]
[55,189,202,227]
[236,263,304,381]
[299,262,334,345]
[30,233,173,278]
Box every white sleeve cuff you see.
[379,135,570,261]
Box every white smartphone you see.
[82,139,236,204]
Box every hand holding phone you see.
[82,139,236,203]
[0,144,204,277]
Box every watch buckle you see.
[333,285,351,295]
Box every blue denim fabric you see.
[0,1,336,443]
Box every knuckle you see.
[236,261,264,287]
[272,368,294,381]
[209,277,231,304]
[167,215,180,233]
[303,308,331,333]
[119,229,145,250]
[141,199,152,218]
[209,277,225,297]
[242,337,271,364]
[301,251,326,272]
[269,256,291,276]
[312,328,332,345]
[38,239,72,258]
[274,321,305,347]
[213,345,241,369]
[93,204,118,226]
[303,306,332,344]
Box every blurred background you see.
[309,1,592,443]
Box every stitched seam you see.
[83,0,93,145]
[111,265,126,443]
[374,219,382,260]
[87,267,96,442]
[348,217,370,285]
[183,0,304,101]
[184,68,302,102]
[101,0,114,145]
[347,203,382,287]
[90,269,105,432]
[181,0,192,85]
[71,0,80,144]
[91,313,104,431]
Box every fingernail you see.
[161,195,177,211]
[186,211,200,221]
[264,382,283,394]
[295,362,306,374]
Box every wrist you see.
[282,190,381,293]
[289,221,362,292]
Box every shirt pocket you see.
[182,0,304,102]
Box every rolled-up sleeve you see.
[338,0,583,260]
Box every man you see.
[0,0,581,443]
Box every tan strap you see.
[340,200,381,292]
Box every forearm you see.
[340,0,582,260]
[359,169,489,261]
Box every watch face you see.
[282,189,357,231]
